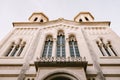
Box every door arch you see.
[43,72,78,80]
[51,76,71,80]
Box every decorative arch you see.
[57,30,65,35]
[44,32,54,39]
[45,35,53,41]
[69,34,77,41]
[42,72,79,80]
[68,33,76,37]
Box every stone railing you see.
[34,57,88,71]
[36,56,86,62]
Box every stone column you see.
[52,38,57,58]
[65,38,70,58]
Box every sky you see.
[0,0,120,40]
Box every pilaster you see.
[65,38,70,58]
[52,38,57,57]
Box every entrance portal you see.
[51,76,71,80]
[44,72,78,80]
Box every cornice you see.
[13,19,111,27]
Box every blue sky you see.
[0,0,120,40]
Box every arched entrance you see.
[51,76,71,80]
[44,72,78,80]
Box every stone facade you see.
[0,12,120,80]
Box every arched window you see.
[40,19,43,22]
[79,19,82,22]
[56,30,65,57]
[69,35,80,57]
[10,44,18,56]
[16,41,26,56]
[100,38,111,56]
[5,39,26,57]
[107,41,117,56]
[85,17,89,21]
[96,41,105,56]
[5,42,15,56]
[42,35,53,58]
[27,78,30,80]
[34,17,38,21]
[96,38,117,56]
[96,38,111,56]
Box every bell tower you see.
[28,12,49,22]
[74,12,94,22]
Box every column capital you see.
[53,38,57,41]
[66,38,69,41]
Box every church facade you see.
[0,12,120,80]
